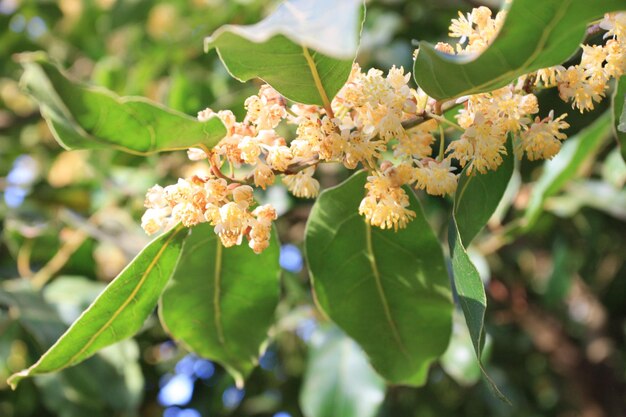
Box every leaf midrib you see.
[302,45,333,109]
[364,222,410,360]
[66,225,185,366]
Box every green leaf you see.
[18,53,226,155]
[414,0,625,100]
[305,171,453,386]
[7,225,187,388]
[204,0,364,106]
[440,310,491,387]
[449,138,514,400]
[613,76,626,161]
[159,223,280,387]
[524,112,612,229]
[300,326,386,417]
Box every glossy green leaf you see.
[414,0,625,100]
[524,112,612,229]
[613,76,626,161]
[159,223,280,387]
[449,139,514,399]
[18,53,226,155]
[204,0,363,105]
[8,225,187,388]
[306,171,453,386]
[300,326,386,417]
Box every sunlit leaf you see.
[159,223,280,387]
[300,326,386,417]
[205,0,364,105]
[414,0,625,100]
[8,226,187,388]
[306,171,452,386]
[18,53,226,155]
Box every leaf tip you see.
[7,370,28,390]
[203,32,221,54]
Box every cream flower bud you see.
[217,110,237,134]
[197,108,216,122]
[172,202,204,227]
[253,163,275,190]
[204,203,220,224]
[266,145,293,171]
[253,204,277,224]
[164,178,195,204]
[204,178,229,204]
[414,159,458,196]
[144,185,167,208]
[214,202,248,247]
[249,238,270,254]
[282,167,320,199]
[518,111,569,160]
[187,148,208,161]
[232,185,254,208]
[256,129,279,145]
[386,66,411,91]
[141,207,170,235]
[238,136,261,165]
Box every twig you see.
[30,229,88,289]
[16,239,33,278]
[426,112,464,131]
[282,158,319,175]
[401,116,427,130]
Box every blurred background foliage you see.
[0,0,625,416]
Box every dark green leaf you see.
[524,112,612,229]
[8,225,187,388]
[204,0,364,105]
[454,144,515,245]
[306,171,453,386]
[159,223,280,387]
[414,0,625,100]
[300,326,385,417]
[449,138,514,400]
[613,76,626,161]
[18,53,226,155]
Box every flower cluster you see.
[537,12,626,112]
[140,8,624,248]
[141,176,276,253]
[439,6,507,55]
